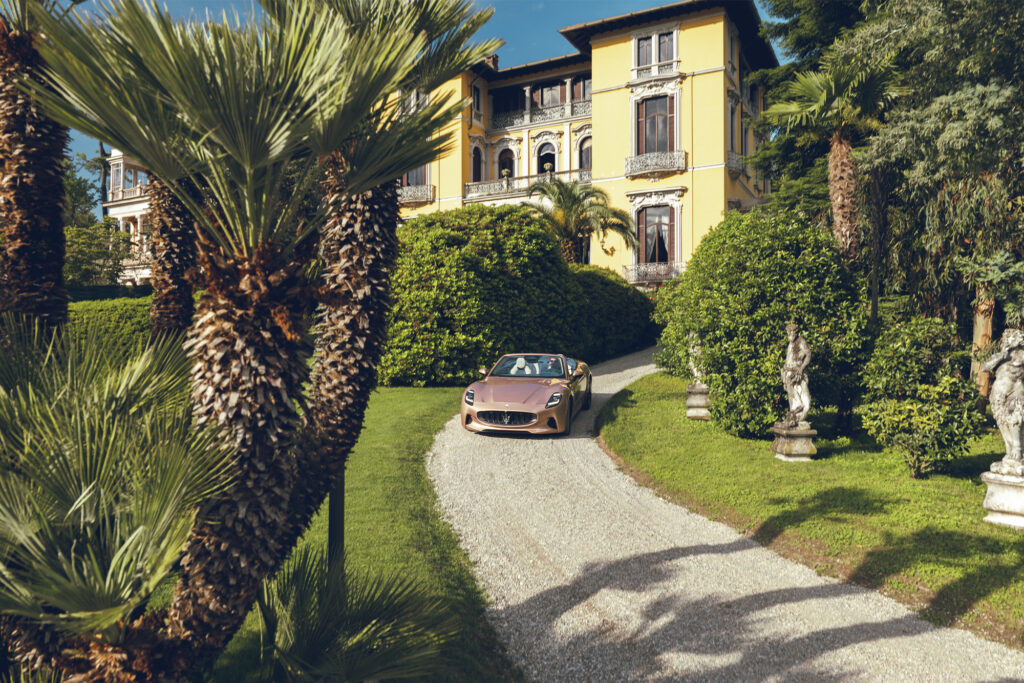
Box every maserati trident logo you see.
[503,403,511,425]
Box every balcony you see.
[631,60,679,81]
[490,98,591,130]
[397,184,435,205]
[464,168,591,201]
[108,186,146,202]
[622,261,684,284]
[624,150,686,178]
[727,151,746,178]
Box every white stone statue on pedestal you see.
[982,328,1024,473]
[780,323,811,429]
[685,332,711,420]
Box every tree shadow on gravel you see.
[493,542,976,681]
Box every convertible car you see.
[460,353,592,435]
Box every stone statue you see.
[688,333,707,389]
[780,323,811,429]
[982,329,1024,472]
[686,332,711,420]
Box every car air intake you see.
[477,410,537,427]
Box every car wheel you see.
[562,399,574,436]
[582,383,592,410]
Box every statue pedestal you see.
[770,422,817,462]
[981,461,1024,529]
[686,383,710,420]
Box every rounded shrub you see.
[654,209,870,437]
[860,318,984,478]
[68,296,152,351]
[378,205,655,386]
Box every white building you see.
[102,148,153,284]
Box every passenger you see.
[511,357,530,375]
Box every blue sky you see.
[69,0,781,162]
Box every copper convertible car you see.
[460,353,592,435]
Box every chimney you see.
[483,53,498,70]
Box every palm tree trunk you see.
[289,154,399,569]
[972,285,995,397]
[0,19,68,326]
[560,239,578,264]
[866,167,888,327]
[164,236,313,670]
[827,132,859,261]
[147,178,198,335]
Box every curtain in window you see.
[637,206,673,264]
[636,96,674,154]
[579,137,592,170]
[403,165,426,186]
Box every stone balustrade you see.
[622,260,684,284]
[624,150,686,178]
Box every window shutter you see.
[667,207,675,261]
[532,88,541,108]
[667,95,675,152]
[637,208,647,262]
[637,100,646,155]
[573,78,582,102]
[559,82,566,104]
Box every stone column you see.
[523,85,532,125]
[564,77,573,118]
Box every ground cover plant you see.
[379,204,655,386]
[654,209,870,437]
[212,386,521,681]
[599,372,1024,648]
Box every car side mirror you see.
[478,367,487,376]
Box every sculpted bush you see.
[654,209,870,437]
[379,205,654,386]
[861,318,983,477]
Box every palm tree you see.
[0,316,234,679]
[763,60,900,261]
[526,178,636,264]
[147,177,198,335]
[25,0,494,671]
[0,0,77,326]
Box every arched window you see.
[537,142,556,173]
[579,137,592,170]
[498,149,516,177]
[472,147,483,182]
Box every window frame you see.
[635,94,675,156]
[631,23,678,80]
[578,136,592,170]
[636,205,675,265]
[402,164,428,188]
[497,148,517,178]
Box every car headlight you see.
[465,389,474,406]
[545,392,562,408]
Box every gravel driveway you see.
[427,347,1024,681]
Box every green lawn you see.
[599,371,1024,649]
[212,386,521,681]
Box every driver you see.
[545,356,561,376]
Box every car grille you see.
[477,410,537,427]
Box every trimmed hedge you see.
[379,205,656,386]
[68,296,152,351]
[654,209,871,437]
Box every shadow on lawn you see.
[751,486,894,547]
[494,542,950,680]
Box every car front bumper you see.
[459,403,568,435]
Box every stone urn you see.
[686,382,710,420]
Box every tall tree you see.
[147,177,197,335]
[526,178,635,264]
[764,60,900,260]
[24,0,495,675]
[0,0,78,326]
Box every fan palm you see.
[253,548,458,682]
[526,178,636,264]
[147,177,199,336]
[0,0,80,326]
[0,316,234,679]
[763,59,900,260]
[25,0,495,670]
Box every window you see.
[729,103,737,152]
[537,143,556,173]
[573,76,592,101]
[472,85,481,111]
[123,169,135,189]
[636,95,674,155]
[658,32,673,63]
[741,118,748,156]
[110,163,122,192]
[638,206,673,264]
[729,34,737,73]
[402,165,426,187]
[579,137,592,170]
[637,37,652,66]
[498,149,516,177]
[138,171,149,186]
[472,147,483,182]
[538,83,560,107]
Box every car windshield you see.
[490,354,565,378]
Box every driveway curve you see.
[427,347,1024,681]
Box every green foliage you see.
[862,375,985,478]
[958,250,1024,328]
[253,548,457,682]
[379,205,655,386]
[62,152,100,229]
[67,296,151,351]
[524,179,635,263]
[862,317,970,403]
[0,317,233,641]
[654,209,870,436]
[63,217,132,287]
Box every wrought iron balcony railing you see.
[397,184,435,205]
[490,98,591,130]
[624,150,686,177]
[631,60,679,81]
[464,168,591,200]
[727,151,747,178]
[622,260,684,284]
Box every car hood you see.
[471,377,565,407]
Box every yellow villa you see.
[398,0,777,283]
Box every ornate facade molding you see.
[530,129,563,156]
[491,135,521,152]
[629,76,682,99]
[572,122,592,138]
[630,21,679,40]
[626,186,687,210]
[468,133,486,148]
